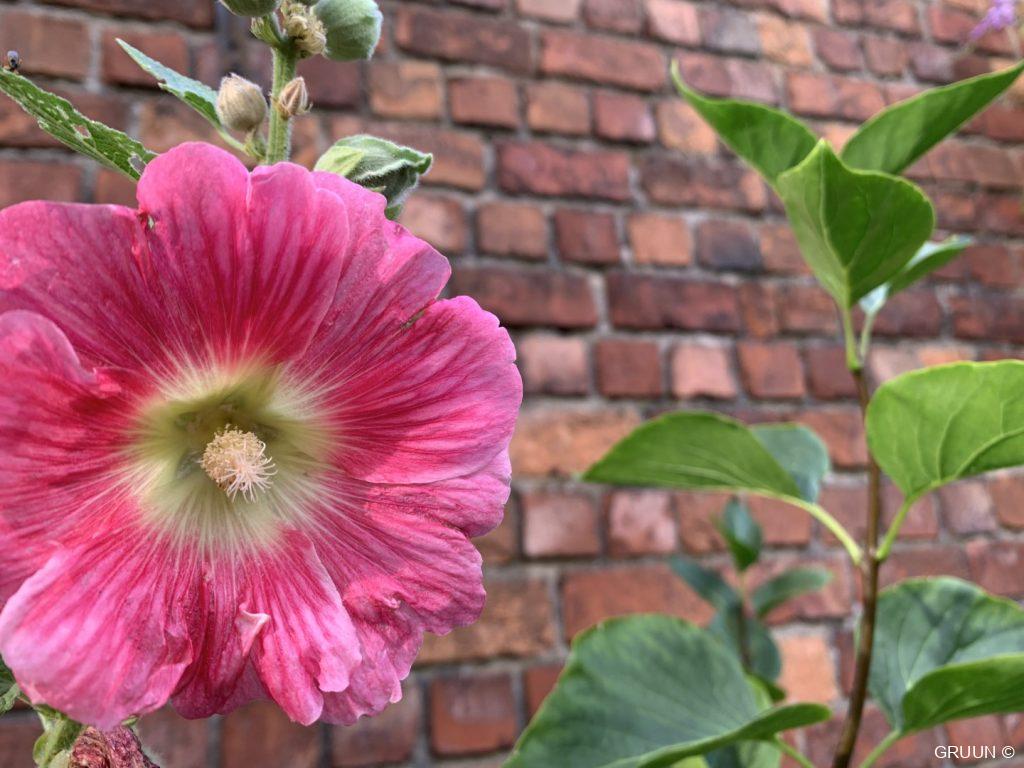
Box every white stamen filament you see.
[200,427,276,502]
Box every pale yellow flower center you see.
[200,426,276,502]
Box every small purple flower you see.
[972,0,1017,39]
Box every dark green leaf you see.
[842,61,1024,175]
[709,609,782,682]
[752,569,833,619]
[707,680,783,768]
[505,615,830,768]
[671,63,817,186]
[860,236,972,316]
[671,556,740,610]
[776,140,935,307]
[866,361,1024,497]
[719,499,762,572]
[584,412,801,500]
[0,69,155,179]
[751,424,830,503]
[0,659,17,716]
[871,577,1024,733]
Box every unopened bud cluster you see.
[282,2,327,58]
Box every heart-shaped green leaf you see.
[751,424,830,503]
[0,69,155,179]
[671,63,817,186]
[860,236,971,316]
[842,61,1024,175]
[752,568,833,619]
[504,615,830,768]
[867,361,1024,498]
[871,577,1024,733]
[776,140,935,307]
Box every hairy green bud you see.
[216,74,268,134]
[313,0,383,62]
[220,0,281,18]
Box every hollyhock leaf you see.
[866,361,1024,498]
[860,236,972,317]
[670,557,739,611]
[719,499,761,572]
[316,135,432,217]
[505,615,829,768]
[584,412,801,499]
[752,568,833,619]
[708,609,782,682]
[842,61,1024,175]
[776,140,935,307]
[0,69,155,179]
[672,62,817,186]
[751,424,830,503]
[870,577,1024,733]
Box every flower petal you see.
[316,296,522,484]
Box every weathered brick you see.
[757,14,814,66]
[738,342,806,399]
[813,27,863,71]
[656,100,718,153]
[607,272,741,331]
[526,82,591,136]
[759,223,808,275]
[519,334,590,396]
[478,500,519,566]
[797,407,868,469]
[909,42,954,83]
[594,91,655,143]
[101,28,189,87]
[498,142,630,200]
[221,702,321,768]
[641,155,766,211]
[674,52,777,103]
[369,60,443,119]
[430,675,517,756]
[477,202,548,260]
[671,343,738,400]
[330,686,420,767]
[40,0,212,27]
[0,717,41,768]
[555,209,620,265]
[697,219,762,272]
[517,0,581,22]
[596,339,663,397]
[778,634,839,702]
[863,35,909,77]
[786,72,886,120]
[991,474,1024,529]
[524,664,563,716]
[394,6,532,73]
[967,540,1024,596]
[511,406,641,476]
[584,0,644,31]
[298,56,361,108]
[522,489,602,557]
[806,345,859,400]
[561,565,714,638]
[628,212,692,266]
[676,491,729,553]
[0,89,127,149]
[939,480,997,534]
[450,266,598,329]
[647,0,702,44]
[540,30,666,92]
[399,194,467,255]
[608,490,678,556]
[748,497,814,546]
[700,7,761,55]
[777,284,839,334]
[137,708,208,768]
[0,9,90,80]
[871,289,943,338]
[0,160,81,208]
[449,76,519,129]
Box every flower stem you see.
[266,43,297,164]
[831,365,883,768]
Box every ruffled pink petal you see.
[0,311,129,600]
[0,532,195,729]
[314,296,521,485]
[242,531,361,725]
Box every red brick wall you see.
[1,0,1023,765]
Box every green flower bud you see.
[315,135,432,219]
[313,0,383,62]
[216,74,268,134]
[220,0,281,18]
[276,76,311,119]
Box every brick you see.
[478,500,519,566]
[596,339,663,397]
[520,335,593,397]
[939,480,997,534]
[609,490,678,556]
[449,76,519,129]
[671,343,737,400]
[647,0,701,44]
[674,53,777,103]
[778,634,839,702]
[137,708,209,768]
[221,702,321,768]
[839,0,921,32]
[584,0,644,31]
[757,14,813,66]
[430,675,517,756]
[298,57,361,108]
[945,717,1008,765]
[419,579,556,662]
[40,0,212,27]
[330,686,420,767]
[758,223,807,275]
[524,664,563,716]
[540,30,666,92]
[608,273,741,332]
[739,283,779,339]
[395,6,531,73]
[798,407,868,469]
[0,160,81,208]
[365,125,486,190]
[477,202,547,260]
[871,289,943,338]
[526,82,591,136]
[102,29,189,88]
[697,219,762,272]
[369,60,443,119]
[966,244,1023,287]
[806,345,859,400]
[628,212,692,266]
[0,10,90,80]
[0,717,41,768]
[138,99,224,151]
[967,540,1024,596]
[700,7,761,55]
[813,28,863,71]
[656,100,718,153]
[594,91,655,143]
[881,544,971,587]
[807,707,937,767]
[909,42,954,83]
[882,484,938,540]
[777,284,839,334]
[449,266,597,329]
[748,496,814,546]
[555,209,620,265]
[642,156,766,211]
[786,72,886,120]
[0,88,127,149]
[991,474,1024,529]
[754,555,850,619]
[864,35,909,77]
[498,142,630,201]
[675,491,729,553]
[522,489,601,557]
[517,0,581,22]
[511,406,641,476]
[398,194,467,254]
[561,565,714,638]
[94,169,137,206]
[738,342,805,399]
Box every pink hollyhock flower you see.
[0,143,521,729]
